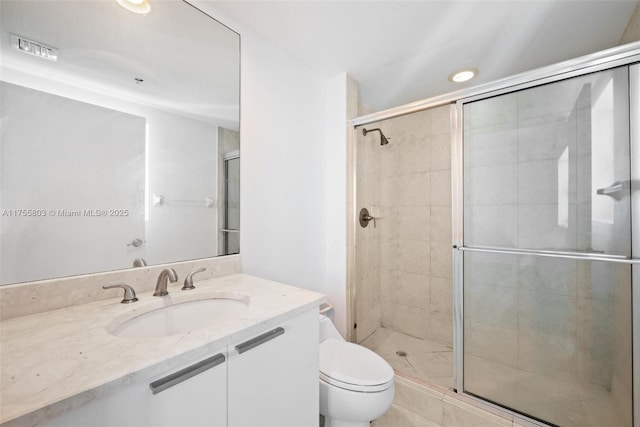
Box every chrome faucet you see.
[103,283,139,303]
[153,268,178,296]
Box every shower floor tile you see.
[362,329,626,427]
[360,327,454,388]
[465,354,626,427]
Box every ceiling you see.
[1,1,240,127]
[211,0,639,112]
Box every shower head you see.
[362,127,390,146]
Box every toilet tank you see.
[319,315,344,343]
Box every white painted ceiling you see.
[1,1,240,127]
[211,0,639,112]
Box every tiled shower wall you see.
[355,105,453,347]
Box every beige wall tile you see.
[518,256,577,296]
[518,159,577,205]
[398,172,431,207]
[379,271,395,329]
[380,142,398,178]
[538,194,578,238]
[430,133,451,171]
[466,282,517,327]
[518,290,577,340]
[430,206,452,243]
[576,297,615,387]
[380,173,399,206]
[518,114,577,163]
[465,320,518,367]
[430,276,453,315]
[397,271,430,309]
[464,355,519,409]
[431,105,451,135]
[397,206,430,241]
[576,261,621,300]
[388,108,432,142]
[464,205,518,247]
[517,330,578,381]
[463,252,518,288]
[353,103,455,361]
[380,239,398,272]
[430,170,451,206]
[394,379,445,424]
[430,311,453,347]
[430,242,452,278]
[393,303,430,339]
[399,140,431,174]
[464,93,517,130]
[465,164,518,206]
[442,401,509,427]
[358,305,381,343]
[463,123,518,167]
[378,207,398,241]
[372,404,441,427]
[517,80,579,120]
[580,397,627,427]
[398,239,430,275]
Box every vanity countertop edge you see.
[0,273,326,426]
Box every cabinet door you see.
[42,350,227,427]
[227,310,318,427]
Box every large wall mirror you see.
[0,0,240,285]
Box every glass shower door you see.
[222,154,240,255]
[460,66,633,426]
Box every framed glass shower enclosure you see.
[453,63,640,426]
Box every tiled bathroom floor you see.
[360,327,454,389]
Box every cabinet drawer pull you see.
[235,327,285,354]
[149,353,225,395]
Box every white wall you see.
[325,74,354,336]
[194,2,350,335]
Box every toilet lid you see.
[319,339,394,388]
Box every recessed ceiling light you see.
[449,68,478,83]
[116,0,151,15]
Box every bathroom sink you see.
[111,295,250,338]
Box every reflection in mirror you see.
[0,1,240,285]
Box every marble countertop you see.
[0,273,325,426]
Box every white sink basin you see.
[112,295,250,338]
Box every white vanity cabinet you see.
[42,347,228,427]
[38,309,318,427]
[228,309,318,427]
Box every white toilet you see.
[319,310,395,427]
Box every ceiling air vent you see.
[10,34,58,61]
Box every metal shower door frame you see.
[452,59,640,427]
[631,62,640,427]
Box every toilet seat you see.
[320,339,394,393]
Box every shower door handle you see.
[596,180,627,196]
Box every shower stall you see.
[354,106,455,389]
[351,46,640,427]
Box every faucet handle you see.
[132,257,147,267]
[183,268,206,290]
[103,284,139,304]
